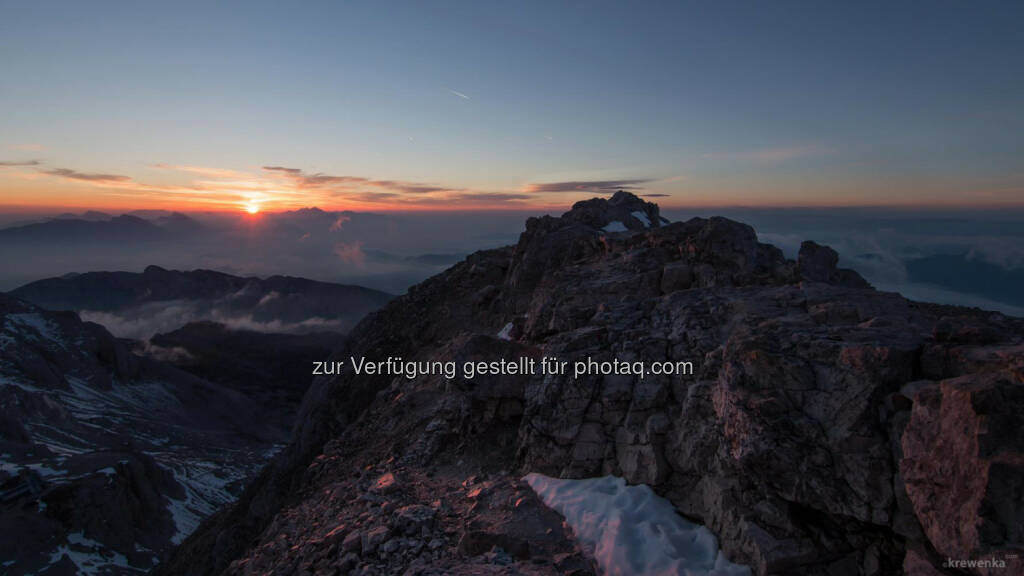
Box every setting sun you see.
[245,202,260,214]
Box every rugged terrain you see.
[147,321,341,432]
[150,191,1021,575]
[0,294,292,574]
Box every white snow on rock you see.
[523,474,750,576]
[602,221,628,233]
[496,322,514,341]
[631,211,651,228]
[47,531,136,574]
[165,462,241,544]
[6,313,63,346]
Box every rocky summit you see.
[161,192,1023,576]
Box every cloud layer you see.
[523,179,654,193]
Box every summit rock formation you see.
[161,192,1023,576]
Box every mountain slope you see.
[0,294,284,575]
[0,215,170,245]
[161,192,1024,575]
[147,321,341,432]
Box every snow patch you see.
[5,313,63,347]
[47,531,138,574]
[524,474,750,576]
[631,211,651,228]
[602,221,628,233]
[496,322,514,341]
[165,463,239,544]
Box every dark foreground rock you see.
[160,192,1024,575]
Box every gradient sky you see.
[1,1,1022,213]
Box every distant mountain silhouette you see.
[53,210,112,221]
[0,214,169,244]
[10,266,393,338]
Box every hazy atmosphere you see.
[2,206,1023,317]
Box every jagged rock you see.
[394,505,435,535]
[362,526,391,554]
[342,530,363,554]
[900,372,1024,572]
[160,193,1024,576]
[370,472,401,495]
[0,294,276,574]
[799,240,871,288]
[563,190,663,231]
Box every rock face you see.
[161,192,1024,575]
[0,294,283,575]
[147,320,342,432]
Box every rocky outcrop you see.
[798,241,871,288]
[0,294,283,575]
[162,193,1024,575]
[901,368,1024,573]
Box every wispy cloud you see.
[450,192,531,202]
[9,144,44,152]
[330,215,350,231]
[44,167,132,182]
[25,159,535,211]
[523,179,654,193]
[151,163,250,179]
[262,166,458,195]
[333,240,366,267]
[447,88,471,100]
[0,159,42,167]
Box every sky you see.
[1,1,1022,213]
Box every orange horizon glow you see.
[3,196,1024,216]
[2,162,1023,215]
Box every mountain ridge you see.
[159,192,1024,575]
[0,292,285,574]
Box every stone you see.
[361,526,391,554]
[369,472,400,495]
[393,505,435,535]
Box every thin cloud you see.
[451,192,531,202]
[447,88,471,100]
[0,159,41,167]
[151,163,250,178]
[333,240,366,267]
[330,215,350,231]
[9,144,44,152]
[44,167,132,182]
[641,193,671,198]
[18,158,534,210]
[262,166,459,195]
[523,179,654,193]
[263,166,303,175]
